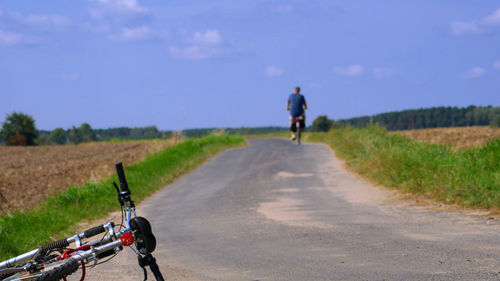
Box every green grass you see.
[306,127,500,208]
[0,135,245,260]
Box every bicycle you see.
[292,116,305,145]
[0,162,165,281]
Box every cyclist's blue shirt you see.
[288,93,306,117]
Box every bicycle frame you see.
[294,116,303,144]
[0,162,164,281]
[0,222,117,270]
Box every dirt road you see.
[85,139,500,280]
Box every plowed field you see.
[0,140,174,212]
[393,126,500,149]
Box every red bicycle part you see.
[120,232,134,246]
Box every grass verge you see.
[306,127,500,209]
[0,135,245,260]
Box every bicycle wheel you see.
[297,125,301,145]
[4,258,79,281]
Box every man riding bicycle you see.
[286,86,307,141]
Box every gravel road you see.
[84,138,500,281]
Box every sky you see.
[1,0,499,130]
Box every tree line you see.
[3,106,499,145]
[311,106,500,132]
[0,112,172,145]
[0,111,288,146]
[37,125,170,145]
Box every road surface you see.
[85,138,500,281]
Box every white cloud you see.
[451,8,500,36]
[266,66,284,77]
[450,21,483,36]
[481,8,500,26]
[95,24,112,33]
[170,45,219,60]
[373,67,396,78]
[0,10,71,30]
[61,73,80,81]
[193,29,222,45]
[494,61,500,70]
[333,64,364,77]
[22,14,71,28]
[460,67,486,79]
[110,25,152,41]
[0,30,23,46]
[276,5,293,14]
[0,10,69,47]
[86,0,152,39]
[170,29,226,60]
[89,0,149,18]
[52,15,72,28]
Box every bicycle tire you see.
[33,258,79,281]
[0,273,14,280]
[297,126,301,145]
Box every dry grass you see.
[392,126,500,149]
[0,139,174,212]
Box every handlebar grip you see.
[115,162,130,193]
[84,225,106,238]
[97,249,117,259]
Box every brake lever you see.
[112,182,124,207]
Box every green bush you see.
[311,115,333,132]
[48,128,67,144]
[491,115,500,127]
[0,112,37,146]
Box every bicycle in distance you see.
[291,116,305,145]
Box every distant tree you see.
[78,123,96,142]
[67,123,96,144]
[35,130,51,145]
[68,126,82,144]
[491,115,500,127]
[0,112,37,146]
[48,128,67,144]
[36,132,50,145]
[489,108,500,127]
[130,126,160,139]
[311,115,333,132]
[336,106,500,131]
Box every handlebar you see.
[83,225,106,238]
[0,162,163,281]
[115,162,130,194]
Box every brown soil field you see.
[393,126,500,149]
[0,140,174,212]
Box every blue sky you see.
[1,0,499,130]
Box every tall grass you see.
[307,127,500,208]
[0,135,245,260]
